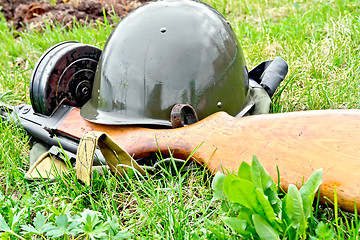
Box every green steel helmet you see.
[80,0,251,126]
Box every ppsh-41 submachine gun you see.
[2,0,360,214]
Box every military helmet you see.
[80,0,251,127]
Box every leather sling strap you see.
[76,131,146,185]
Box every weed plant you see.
[1,0,360,238]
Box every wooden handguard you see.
[57,109,360,213]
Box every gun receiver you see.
[1,102,360,213]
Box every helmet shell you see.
[81,0,250,126]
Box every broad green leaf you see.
[220,217,247,234]
[33,212,46,231]
[255,189,276,226]
[79,222,108,238]
[237,161,251,181]
[299,169,322,218]
[301,197,311,221]
[76,209,109,238]
[235,207,258,236]
[250,157,263,191]
[250,157,281,214]
[11,208,25,230]
[264,189,281,214]
[21,225,39,235]
[43,224,58,233]
[0,214,10,232]
[79,209,101,229]
[222,174,239,195]
[66,221,80,235]
[281,195,290,224]
[205,219,229,239]
[0,232,11,239]
[113,230,133,240]
[56,214,68,230]
[212,172,226,200]
[21,212,54,235]
[315,222,335,240]
[45,227,64,238]
[46,214,75,238]
[285,185,306,235]
[231,203,242,213]
[281,198,298,240]
[223,177,262,214]
[220,200,230,213]
[222,174,240,210]
[108,216,120,236]
[299,169,323,198]
[252,214,280,240]
[251,156,277,192]
[236,207,255,226]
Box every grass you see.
[208,0,360,113]
[1,0,360,238]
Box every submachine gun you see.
[1,42,360,213]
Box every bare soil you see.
[0,0,149,31]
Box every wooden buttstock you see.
[57,109,360,213]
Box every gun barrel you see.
[1,103,106,165]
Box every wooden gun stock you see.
[57,109,360,213]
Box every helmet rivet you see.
[82,87,89,96]
[217,102,222,108]
[160,27,167,33]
